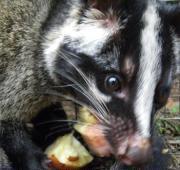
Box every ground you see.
[156,76,180,169]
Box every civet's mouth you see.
[70,106,152,166]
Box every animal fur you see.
[0,0,179,169]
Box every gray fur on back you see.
[0,0,55,121]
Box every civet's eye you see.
[105,75,121,92]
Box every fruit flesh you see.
[74,107,112,157]
[45,133,93,169]
[45,107,111,169]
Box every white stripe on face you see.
[65,8,120,57]
[134,3,162,138]
[43,3,82,80]
[43,4,120,79]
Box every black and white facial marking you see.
[42,0,128,79]
[42,0,180,166]
[134,2,162,138]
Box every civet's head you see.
[42,0,179,166]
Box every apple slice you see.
[45,133,93,170]
[78,107,98,124]
[74,107,112,157]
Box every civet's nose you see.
[117,134,152,165]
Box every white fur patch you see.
[134,3,162,138]
[43,3,82,79]
[172,34,180,75]
[65,21,115,56]
[43,4,120,78]
[89,79,111,103]
[67,8,120,56]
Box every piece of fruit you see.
[74,107,112,157]
[78,107,98,124]
[45,133,93,170]
[74,124,111,157]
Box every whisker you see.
[50,123,73,131]
[61,48,81,59]
[37,85,110,126]
[51,121,105,131]
[54,58,109,123]
[52,84,75,88]
[45,127,73,140]
[71,85,109,122]
[43,89,105,123]
[59,51,110,118]
[36,119,79,126]
[62,51,110,113]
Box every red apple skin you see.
[80,125,112,157]
[48,155,81,170]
